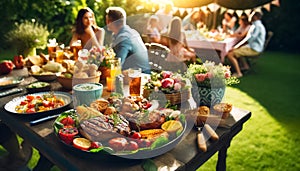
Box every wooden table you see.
[0,69,251,171]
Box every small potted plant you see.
[185,61,239,106]
[6,20,51,57]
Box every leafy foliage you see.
[5,20,51,55]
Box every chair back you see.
[147,43,170,72]
[263,31,274,50]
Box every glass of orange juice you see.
[109,58,121,77]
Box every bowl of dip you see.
[72,83,103,107]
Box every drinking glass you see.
[71,40,82,61]
[128,68,142,96]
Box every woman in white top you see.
[222,11,237,33]
[231,15,251,40]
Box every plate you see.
[53,109,187,160]
[0,76,24,89]
[4,91,72,116]
[26,82,51,93]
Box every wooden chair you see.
[242,31,274,72]
[147,43,187,73]
[147,43,170,72]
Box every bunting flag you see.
[227,9,235,15]
[207,3,220,12]
[235,10,244,17]
[186,8,193,14]
[271,0,280,7]
[170,0,280,19]
[244,9,252,16]
[263,3,271,12]
[220,7,227,15]
[178,8,186,16]
[254,7,263,14]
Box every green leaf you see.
[150,136,169,150]
[142,159,158,171]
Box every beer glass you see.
[128,68,142,96]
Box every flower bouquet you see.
[185,61,239,106]
[88,46,116,80]
[143,71,190,105]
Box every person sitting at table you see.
[0,122,32,170]
[69,7,105,49]
[226,12,266,78]
[146,15,161,43]
[182,10,205,31]
[105,7,150,74]
[230,14,251,40]
[166,16,196,63]
[155,2,174,34]
[222,11,238,34]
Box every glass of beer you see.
[128,68,142,96]
[55,49,64,63]
[47,38,57,55]
[71,40,82,61]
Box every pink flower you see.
[207,72,213,79]
[195,74,207,82]
[174,82,181,91]
[161,78,174,88]
[161,71,172,79]
[224,71,231,79]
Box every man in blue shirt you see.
[227,12,266,78]
[105,7,150,74]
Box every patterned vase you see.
[192,86,225,107]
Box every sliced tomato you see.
[20,101,28,105]
[27,103,35,108]
[60,116,75,126]
[26,108,36,113]
[42,100,50,107]
[26,95,35,101]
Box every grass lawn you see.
[1,50,300,170]
[199,51,300,170]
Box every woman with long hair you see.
[69,7,104,49]
[166,16,196,62]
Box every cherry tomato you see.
[90,141,101,149]
[130,132,141,139]
[143,102,152,109]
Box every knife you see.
[30,114,60,126]
[203,124,219,141]
[196,125,207,152]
